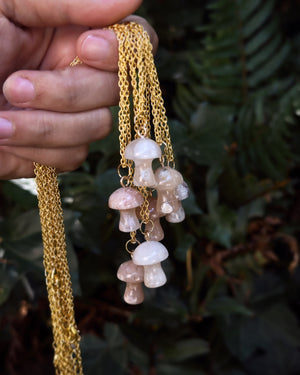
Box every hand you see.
[0,1,157,179]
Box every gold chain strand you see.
[110,23,174,164]
[34,56,83,375]
[34,164,83,375]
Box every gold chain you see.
[34,164,83,375]
[109,22,174,227]
[109,23,174,165]
[34,22,171,374]
[34,56,84,375]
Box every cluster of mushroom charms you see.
[108,138,189,305]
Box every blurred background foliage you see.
[1,0,300,374]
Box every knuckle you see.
[58,71,81,109]
[36,117,54,140]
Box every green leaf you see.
[245,18,279,57]
[182,189,202,216]
[248,43,290,87]
[162,338,209,362]
[95,169,120,200]
[2,181,37,209]
[205,296,253,317]
[158,363,206,375]
[174,233,197,262]
[242,0,275,38]
[81,324,128,375]
[204,205,236,247]
[0,266,19,305]
[239,0,261,20]
[8,209,41,241]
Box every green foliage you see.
[1,0,300,374]
[174,0,300,180]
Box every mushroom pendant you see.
[124,138,161,187]
[108,187,144,232]
[132,241,169,288]
[108,22,190,305]
[117,260,144,304]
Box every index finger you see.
[2,0,142,27]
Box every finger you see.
[0,151,36,179]
[3,67,119,111]
[77,15,159,71]
[0,144,89,172]
[0,107,112,148]
[3,0,142,27]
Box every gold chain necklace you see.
[34,22,188,374]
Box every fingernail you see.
[11,77,35,103]
[81,35,111,61]
[0,118,14,139]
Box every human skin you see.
[0,0,158,178]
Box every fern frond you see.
[175,0,290,114]
[173,0,298,180]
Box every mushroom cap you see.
[155,167,183,189]
[117,260,144,283]
[175,182,190,201]
[125,138,161,160]
[132,241,169,266]
[108,187,144,210]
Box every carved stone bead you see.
[132,241,168,288]
[145,197,164,241]
[108,187,144,232]
[175,181,190,201]
[155,167,183,215]
[117,260,144,305]
[166,203,185,223]
[125,138,161,187]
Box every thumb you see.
[2,0,142,27]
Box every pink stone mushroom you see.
[175,181,190,201]
[125,138,161,187]
[154,167,184,216]
[144,197,165,241]
[165,204,185,223]
[166,181,190,223]
[108,187,144,232]
[117,260,144,305]
[132,241,168,288]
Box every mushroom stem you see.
[119,208,140,232]
[166,202,185,223]
[124,282,144,305]
[133,160,156,187]
[144,263,167,288]
[157,189,181,215]
[145,218,164,241]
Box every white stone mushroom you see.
[125,138,161,187]
[117,260,144,305]
[108,187,144,232]
[166,181,190,223]
[132,241,168,288]
[155,166,184,216]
